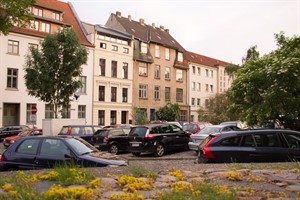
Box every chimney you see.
[152,23,155,28]
[165,29,169,33]
[128,15,132,21]
[160,25,164,30]
[139,18,144,25]
[116,11,121,17]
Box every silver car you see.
[188,124,240,152]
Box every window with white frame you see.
[99,58,106,76]
[78,105,86,119]
[155,45,160,58]
[41,22,50,33]
[45,104,54,119]
[192,82,195,90]
[154,86,160,100]
[192,66,195,74]
[191,98,195,106]
[122,63,128,79]
[197,98,201,106]
[141,42,147,54]
[205,69,209,77]
[8,40,19,54]
[176,69,183,81]
[26,104,37,124]
[139,84,148,98]
[30,20,39,31]
[78,76,86,94]
[198,67,201,75]
[177,52,183,62]
[139,62,147,76]
[165,87,170,101]
[176,88,183,102]
[33,7,43,16]
[98,86,105,101]
[52,12,60,20]
[122,88,128,102]
[165,67,170,80]
[110,111,117,125]
[197,83,201,91]
[111,87,117,102]
[7,68,18,89]
[123,47,129,54]
[112,45,118,51]
[100,42,106,49]
[154,65,160,79]
[98,110,105,126]
[165,48,170,60]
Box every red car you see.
[3,128,43,147]
[183,122,212,134]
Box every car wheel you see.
[132,152,141,156]
[109,144,119,154]
[154,143,165,157]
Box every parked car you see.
[58,125,101,144]
[3,128,43,147]
[92,128,128,154]
[188,124,240,152]
[197,129,300,163]
[0,135,128,171]
[220,121,248,129]
[183,122,212,134]
[128,123,190,157]
[102,124,133,135]
[0,125,29,141]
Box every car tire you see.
[132,152,141,156]
[108,144,119,154]
[154,143,165,157]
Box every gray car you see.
[188,124,240,152]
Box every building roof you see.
[9,0,93,47]
[184,51,231,68]
[106,12,185,52]
[95,24,132,40]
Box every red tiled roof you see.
[10,0,93,47]
[184,51,231,67]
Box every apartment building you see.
[184,51,231,122]
[105,11,190,122]
[0,0,94,127]
[82,22,134,126]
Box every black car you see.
[197,129,300,163]
[58,125,101,144]
[92,128,128,154]
[0,125,29,141]
[128,123,190,157]
[0,136,128,171]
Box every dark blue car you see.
[0,136,127,171]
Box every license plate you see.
[131,143,140,147]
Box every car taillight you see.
[145,135,155,140]
[104,137,109,142]
[0,155,6,162]
[202,136,218,159]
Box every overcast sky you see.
[67,0,299,65]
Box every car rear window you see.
[129,127,148,137]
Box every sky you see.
[66,0,299,65]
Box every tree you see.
[156,103,180,121]
[0,0,36,35]
[197,93,240,124]
[132,107,149,125]
[24,28,88,118]
[242,45,260,64]
[228,33,300,130]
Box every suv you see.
[58,125,101,144]
[0,125,29,141]
[128,123,190,157]
[92,128,128,154]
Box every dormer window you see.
[32,7,43,17]
[52,12,60,21]
[141,42,147,54]
[177,52,183,62]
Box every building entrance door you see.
[3,103,20,126]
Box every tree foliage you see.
[197,93,240,124]
[0,0,36,35]
[24,28,88,118]
[156,103,180,121]
[132,107,149,125]
[228,33,300,130]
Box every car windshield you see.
[198,126,221,135]
[65,137,98,155]
[19,129,31,137]
[129,127,148,137]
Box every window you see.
[241,135,255,147]
[198,67,201,75]
[45,104,54,119]
[78,105,86,118]
[220,136,241,146]
[192,82,195,90]
[254,134,281,147]
[155,45,160,57]
[197,98,201,106]
[177,52,183,62]
[165,48,170,60]
[110,111,116,125]
[41,22,50,33]
[122,88,128,102]
[190,115,194,122]
[28,43,38,50]
[197,83,201,91]
[176,88,183,102]
[16,139,39,155]
[154,86,160,100]
[179,110,187,121]
[111,87,117,102]
[192,66,195,74]
[210,85,213,92]
[211,70,214,78]
[78,76,86,94]
[139,84,148,98]
[154,65,160,79]
[26,104,37,124]
[205,84,209,92]
[61,104,70,118]
[205,69,209,77]
[141,42,147,54]
[176,69,183,81]
[99,59,106,76]
[123,47,129,54]
[112,45,118,51]
[7,68,18,89]
[33,7,43,16]
[111,61,117,77]
[139,62,147,76]
[284,133,300,148]
[8,40,19,54]
[165,87,171,101]
[165,67,170,80]
[122,63,128,79]
[98,86,105,101]
[52,12,60,20]
[98,110,105,126]
[30,20,39,31]
[100,42,106,49]
[191,98,195,106]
